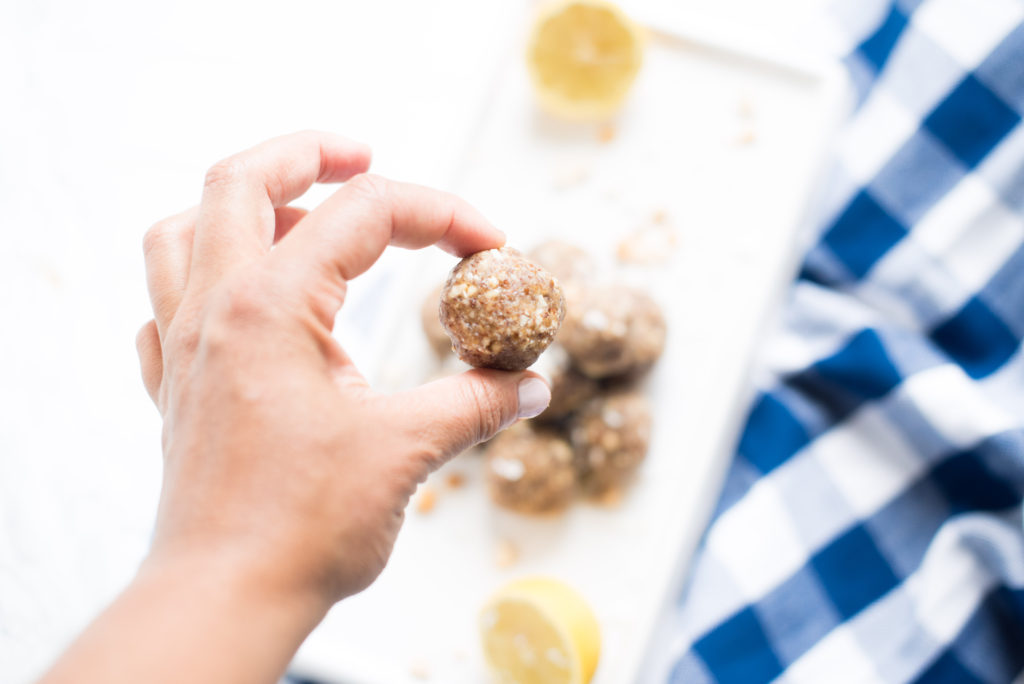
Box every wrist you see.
[42,539,332,684]
[139,540,331,640]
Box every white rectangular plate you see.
[293,9,849,684]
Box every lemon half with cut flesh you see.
[527,0,644,119]
[480,576,601,684]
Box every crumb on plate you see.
[735,128,757,146]
[495,539,520,569]
[595,486,624,507]
[615,222,679,266]
[409,658,431,680]
[416,486,437,514]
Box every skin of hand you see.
[39,131,551,684]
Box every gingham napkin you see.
[662,0,1024,682]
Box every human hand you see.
[135,131,552,611]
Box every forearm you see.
[39,550,327,684]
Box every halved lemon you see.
[527,0,644,120]
[480,576,601,684]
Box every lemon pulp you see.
[527,0,644,119]
[480,577,601,684]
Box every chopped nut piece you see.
[495,539,520,568]
[596,486,624,507]
[409,658,431,680]
[415,486,437,514]
[616,223,679,266]
[735,128,757,146]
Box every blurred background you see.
[1,0,848,682]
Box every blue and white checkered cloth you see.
[663,0,1024,682]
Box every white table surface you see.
[0,1,838,681]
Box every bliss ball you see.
[440,247,566,371]
[486,422,576,514]
[559,285,666,379]
[570,389,652,496]
[527,240,595,287]
[530,344,600,422]
[528,240,594,315]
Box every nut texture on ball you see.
[440,247,566,371]
[570,389,652,495]
[559,285,666,379]
[486,422,576,514]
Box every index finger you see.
[270,174,505,320]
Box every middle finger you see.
[189,130,372,292]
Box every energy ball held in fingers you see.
[440,247,566,371]
[486,422,576,514]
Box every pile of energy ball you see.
[421,241,666,514]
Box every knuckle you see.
[213,274,270,325]
[198,314,234,357]
[135,320,156,353]
[142,219,181,257]
[408,439,447,475]
[346,172,389,203]
[461,375,508,442]
[194,268,289,358]
[170,322,201,359]
[203,157,248,191]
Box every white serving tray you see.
[293,7,849,683]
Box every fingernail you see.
[517,377,551,420]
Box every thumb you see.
[389,368,551,460]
